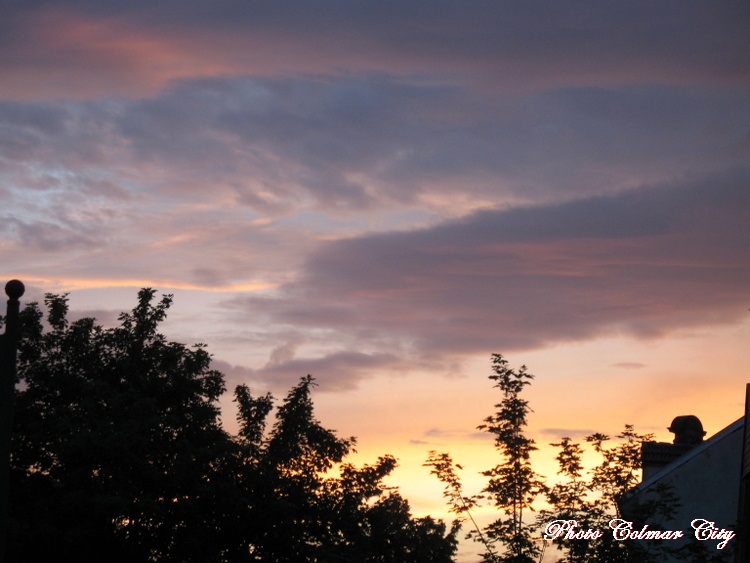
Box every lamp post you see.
[0,280,24,563]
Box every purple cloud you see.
[227,171,750,369]
[3,2,749,100]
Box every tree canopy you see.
[5,289,457,563]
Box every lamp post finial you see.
[4,280,24,300]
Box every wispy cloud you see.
[612,362,647,370]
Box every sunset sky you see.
[2,2,750,559]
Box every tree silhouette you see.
[9,290,228,562]
[478,354,547,562]
[540,428,731,562]
[230,376,458,562]
[427,354,732,563]
[7,289,457,562]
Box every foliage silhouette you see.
[426,354,546,562]
[477,354,547,563]
[6,289,457,563]
[427,354,733,563]
[424,450,493,559]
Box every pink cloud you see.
[3,2,748,100]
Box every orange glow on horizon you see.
[12,274,277,293]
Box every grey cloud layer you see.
[230,172,750,389]
[3,73,748,297]
[2,76,747,215]
[4,1,749,99]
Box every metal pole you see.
[0,280,24,563]
[736,384,750,563]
